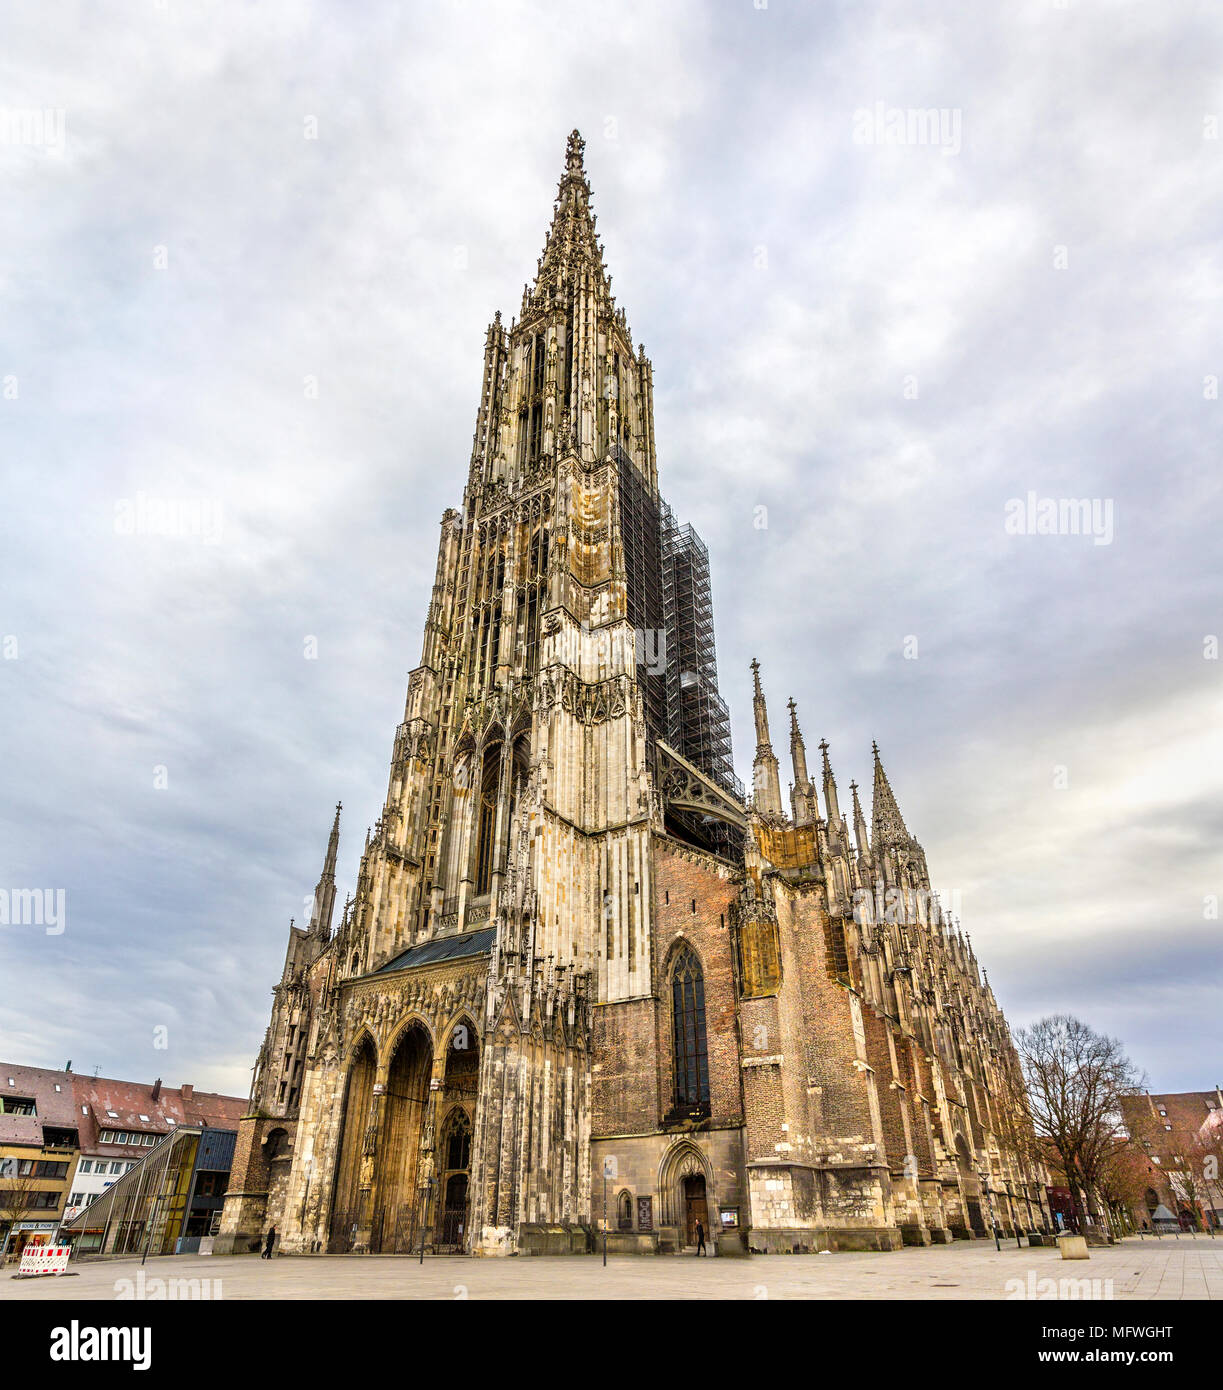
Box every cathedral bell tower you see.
[305,131,733,1255]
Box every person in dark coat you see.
[262,1226,276,1259]
[695,1218,707,1256]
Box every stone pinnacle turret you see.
[308,801,342,937]
[788,698,817,826]
[750,659,784,817]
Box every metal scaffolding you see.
[616,448,668,747]
[615,447,743,845]
[661,512,741,801]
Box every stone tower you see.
[217,132,1048,1259]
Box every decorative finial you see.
[565,128,585,177]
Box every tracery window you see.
[671,946,710,1115]
[474,742,501,896]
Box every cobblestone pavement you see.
[3,1234,1221,1300]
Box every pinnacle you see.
[565,128,585,177]
[871,743,912,848]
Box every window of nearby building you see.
[79,1160,92,1173]
[110,1162,123,1175]
[99,1132,113,1144]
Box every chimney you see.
[151,1078,162,1103]
[65,1061,72,1073]
[181,1083,193,1103]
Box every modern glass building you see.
[62,1127,236,1256]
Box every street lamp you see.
[418,1176,434,1265]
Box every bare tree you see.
[1196,1120,1223,1227]
[1015,1014,1145,1233]
[0,1164,41,1260]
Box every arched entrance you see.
[683,1174,709,1248]
[955,1134,985,1235]
[373,1023,433,1251]
[658,1140,715,1250]
[433,1020,479,1252]
[437,1109,472,1251]
[330,1035,376,1251]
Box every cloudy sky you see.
[2,0,1220,1099]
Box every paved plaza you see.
[3,1234,1221,1301]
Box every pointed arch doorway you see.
[683,1173,709,1248]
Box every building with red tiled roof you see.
[0,1062,245,1230]
[1118,1088,1223,1231]
[0,1063,82,1257]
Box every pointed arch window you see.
[671,946,710,1116]
[617,1189,633,1231]
[474,742,501,896]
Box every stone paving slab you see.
[2,1234,1220,1301]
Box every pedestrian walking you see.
[262,1225,277,1259]
[695,1218,707,1256]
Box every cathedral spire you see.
[788,698,817,827]
[749,659,784,817]
[531,128,608,303]
[308,802,341,938]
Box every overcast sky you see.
[2,0,1220,1099]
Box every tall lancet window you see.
[671,946,710,1115]
[522,522,549,676]
[474,742,501,896]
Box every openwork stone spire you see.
[526,128,613,319]
[871,741,911,849]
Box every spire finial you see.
[750,656,762,697]
[565,128,585,178]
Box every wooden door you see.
[683,1174,708,1246]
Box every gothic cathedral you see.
[217,132,1049,1257]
